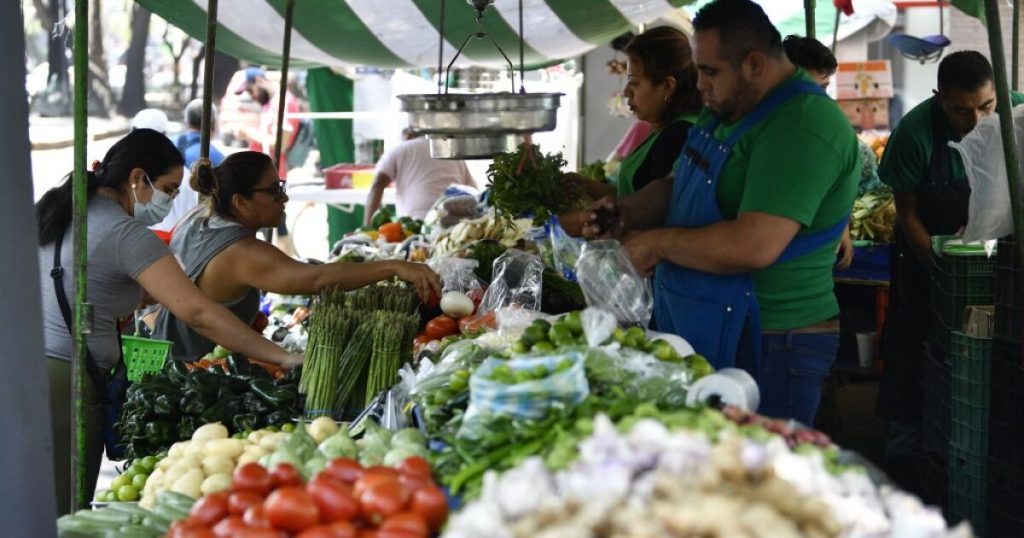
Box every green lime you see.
[513,370,534,384]
[531,319,552,332]
[530,366,550,379]
[548,325,573,345]
[512,341,531,354]
[281,423,296,432]
[531,340,555,353]
[129,463,148,477]
[433,389,454,404]
[652,340,675,361]
[110,474,130,491]
[612,327,627,344]
[522,325,546,346]
[94,489,111,501]
[116,485,140,502]
[140,456,159,472]
[265,425,280,433]
[687,354,714,379]
[131,473,148,490]
[104,490,119,502]
[563,311,583,336]
[626,326,646,342]
[448,376,467,393]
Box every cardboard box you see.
[962,306,995,338]
[838,98,890,131]
[836,60,894,100]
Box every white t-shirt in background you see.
[375,137,476,219]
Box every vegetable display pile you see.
[59,491,195,538]
[849,187,895,243]
[487,144,578,226]
[114,356,302,461]
[299,283,421,419]
[576,159,607,183]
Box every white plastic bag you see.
[951,105,1024,243]
[574,240,653,327]
[477,249,545,314]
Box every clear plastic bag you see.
[424,185,481,232]
[583,346,692,409]
[429,256,484,296]
[457,352,589,440]
[575,240,653,327]
[477,249,544,314]
[950,106,1024,243]
[549,215,585,282]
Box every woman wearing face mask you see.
[36,129,304,515]
[151,151,441,362]
[562,26,703,220]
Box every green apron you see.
[615,114,697,196]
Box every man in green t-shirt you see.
[582,0,859,425]
[876,51,1022,488]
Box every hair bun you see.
[192,159,217,196]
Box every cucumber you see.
[141,515,171,534]
[107,525,159,538]
[103,502,150,521]
[152,502,189,524]
[57,514,111,538]
[68,508,132,526]
[155,491,195,514]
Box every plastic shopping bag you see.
[477,249,545,314]
[575,239,653,327]
[951,105,1024,243]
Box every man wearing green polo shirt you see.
[582,0,859,425]
[876,51,1023,486]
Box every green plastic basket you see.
[948,446,987,535]
[121,335,172,382]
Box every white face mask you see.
[131,174,174,225]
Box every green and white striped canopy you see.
[137,0,694,70]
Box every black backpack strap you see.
[50,232,112,398]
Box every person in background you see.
[235,67,298,256]
[782,35,884,271]
[875,50,1024,491]
[154,151,440,361]
[364,128,476,225]
[152,99,226,236]
[563,26,702,207]
[36,130,303,515]
[582,0,859,426]
[130,108,168,135]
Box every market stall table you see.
[285,181,396,213]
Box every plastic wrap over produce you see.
[477,249,545,314]
[575,240,653,326]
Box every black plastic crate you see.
[919,449,949,511]
[948,447,987,536]
[995,236,1023,346]
[989,348,1024,429]
[987,458,1024,537]
[923,349,952,457]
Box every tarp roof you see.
[136,0,694,70]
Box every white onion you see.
[441,291,475,318]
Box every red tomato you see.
[234,463,274,496]
[242,504,272,528]
[410,486,448,532]
[211,516,248,538]
[228,491,265,516]
[328,521,357,538]
[189,492,230,527]
[424,315,458,339]
[270,462,304,488]
[353,472,401,499]
[359,481,408,524]
[322,458,365,484]
[295,525,344,538]
[307,475,360,522]
[397,473,430,495]
[363,466,399,479]
[397,457,432,478]
[379,512,428,536]
[235,529,283,538]
[264,486,321,533]
[358,530,378,538]
[413,334,435,348]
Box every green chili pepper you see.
[232,414,259,433]
[179,391,205,415]
[144,421,174,446]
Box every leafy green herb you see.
[486,144,577,226]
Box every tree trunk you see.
[117,3,150,117]
[212,50,240,103]
[87,0,112,117]
[190,45,203,101]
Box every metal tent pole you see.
[200,0,219,161]
[1014,0,1020,90]
[985,0,1024,282]
[805,0,816,38]
[274,0,297,174]
[71,0,91,510]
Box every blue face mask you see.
[131,174,174,225]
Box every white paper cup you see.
[856,331,877,367]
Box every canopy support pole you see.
[71,0,90,511]
[274,0,297,173]
[200,0,219,161]
[805,0,816,39]
[1014,0,1020,90]
[985,0,1024,336]
[831,8,841,53]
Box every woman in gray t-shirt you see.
[153,151,441,362]
[36,129,303,515]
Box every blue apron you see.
[653,79,848,372]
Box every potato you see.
[205,438,245,459]
[157,456,179,472]
[247,431,265,445]
[170,468,204,499]
[259,432,286,452]
[192,422,229,441]
[170,455,201,474]
[167,441,189,460]
[200,473,233,495]
[307,416,339,444]
[236,452,260,466]
[184,439,209,459]
[146,468,165,492]
[201,455,235,477]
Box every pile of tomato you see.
[167,456,448,538]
